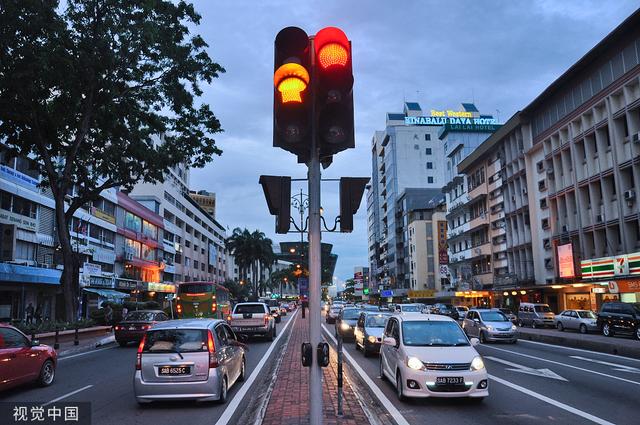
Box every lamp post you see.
[291,189,309,316]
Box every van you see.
[517,302,555,328]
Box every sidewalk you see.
[262,315,371,425]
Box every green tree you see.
[222,279,250,303]
[343,279,356,302]
[226,228,274,300]
[0,1,224,320]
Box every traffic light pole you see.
[307,36,323,425]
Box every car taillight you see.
[226,315,232,323]
[176,304,182,313]
[142,325,150,330]
[136,335,146,370]
[207,330,218,368]
[114,325,121,331]
[211,303,217,313]
[264,314,270,325]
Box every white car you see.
[379,313,488,401]
[393,303,424,313]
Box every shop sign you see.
[608,279,640,294]
[437,221,448,265]
[408,289,435,298]
[115,278,138,290]
[592,287,606,294]
[439,265,449,278]
[0,209,37,231]
[557,243,575,278]
[91,206,116,224]
[83,262,102,276]
[381,289,394,297]
[88,276,113,288]
[405,116,499,126]
[0,164,39,188]
[581,252,640,279]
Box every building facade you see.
[189,190,216,218]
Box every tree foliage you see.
[226,228,274,300]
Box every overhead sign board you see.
[581,252,640,279]
[557,243,575,278]
[381,289,393,297]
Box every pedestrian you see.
[25,303,34,324]
[104,304,114,328]
[34,305,42,325]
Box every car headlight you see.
[340,322,350,330]
[407,356,424,371]
[485,325,494,331]
[470,356,485,371]
[511,324,517,331]
[367,335,377,343]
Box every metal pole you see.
[337,332,343,416]
[308,35,323,425]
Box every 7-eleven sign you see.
[615,256,629,276]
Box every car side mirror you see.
[470,337,480,346]
[382,337,396,347]
[31,339,40,347]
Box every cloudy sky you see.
[186,0,639,281]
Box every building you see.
[189,190,216,218]
[368,102,480,295]
[353,266,370,299]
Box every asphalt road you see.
[1,313,295,425]
[322,318,640,425]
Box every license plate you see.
[159,366,190,376]
[436,376,464,385]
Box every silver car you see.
[134,319,246,404]
[354,311,391,356]
[555,310,598,334]
[463,309,518,343]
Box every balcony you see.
[468,184,488,201]
[447,221,470,240]
[470,243,491,259]
[469,213,489,230]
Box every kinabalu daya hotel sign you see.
[405,109,498,126]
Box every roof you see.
[405,102,422,111]
[457,112,522,174]
[387,113,405,121]
[461,103,479,112]
[394,313,455,322]
[152,318,223,330]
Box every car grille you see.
[492,333,514,338]
[424,363,471,371]
[427,383,471,392]
[497,327,512,332]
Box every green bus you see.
[175,281,231,319]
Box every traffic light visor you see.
[274,63,310,104]
[314,27,350,70]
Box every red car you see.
[114,310,169,347]
[0,324,57,391]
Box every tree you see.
[343,279,356,302]
[0,1,224,320]
[226,228,273,300]
[221,279,250,303]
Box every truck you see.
[228,302,276,341]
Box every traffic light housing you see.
[339,177,369,232]
[259,175,291,234]
[314,27,355,161]
[273,27,312,160]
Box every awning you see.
[16,229,38,243]
[37,233,55,247]
[82,288,129,300]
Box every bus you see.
[175,281,231,319]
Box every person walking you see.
[25,303,34,324]
[34,305,42,325]
[104,304,114,329]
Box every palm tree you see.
[226,228,274,300]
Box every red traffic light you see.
[314,27,350,70]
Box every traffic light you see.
[273,27,312,160]
[314,27,355,161]
[259,175,291,234]
[339,177,369,232]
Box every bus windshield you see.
[179,283,213,294]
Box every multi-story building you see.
[189,190,216,218]
[353,266,370,299]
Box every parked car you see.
[498,308,517,324]
[335,307,362,340]
[326,305,342,324]
[379,313,488,401]
[0,324,57,391]
[354,311,391,356]
[134,319,247,404]
[597,302,640,340]
[455,306,469,320]
[555,310,598,334]
[433,303,460,320]
[517,303,555,328]
[279,303,288,316]
[394,304,423,313]
[115,310,169,347]
[228,302,276,340]
[463,309,517,343]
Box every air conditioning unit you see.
[596,214,604,223]
[632,132,640,143]
[544,259,553,270]
[624,189,636,201]
[561,225,568,233]
[543,239,551,249]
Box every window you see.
[427,177,434,184]
[0,328,28,348]
[142,221,157,240]
[124,212,142,232]
[426,162,433,169]
[414,144,419,150]
[141,244,155,261]
[425,134,431,141]
[125,239,141,257]
[425,148,432,155]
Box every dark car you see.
[0,324,57,391]
[335,307,361,340]
[597,302,640,340]
[433,303,460,320]
[115,310,169,346]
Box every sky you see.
[185,0,639,283]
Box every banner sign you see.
[557,243,575,278]
[438,221,448,265]
[408,289,435,298]
[381,289,393,297]
[298,277,309,297]
[581,252,640,279]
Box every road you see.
[322,318,640,425]
[0,313,295,425]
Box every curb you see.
[517,329,640,359]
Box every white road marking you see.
[58,346,116,360]
[489,374,615,425]
[482,344,640,386]
[518,339,640,363]
[570,356,640,373]
[485,356,567,381]
[214,310,298,425]
[42,385,93,406]
[322,323,411,425]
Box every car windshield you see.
[342,309,360,320]
[479,311,509,322]
[366,315,389,327]
[577,311,596,319]
[401,321,469,347]
[534,305,552,313]
[401,305,421,312]
[235,304,266,314]
[124,312,156,321]
[143,329,207,353]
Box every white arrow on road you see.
[485,356,568,381]
[570,356,640,374]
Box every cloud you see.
[187,0,639,280]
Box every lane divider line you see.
[322,323,411,425]
[481,344,640,386]
[214,310,298,425]
[489,374,615,425]
[58,346,116,361]
[517,339,640,363]
[42,385,94,407]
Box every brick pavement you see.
[262,314,371,425]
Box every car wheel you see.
[635,327,640,341]
[38,359,55,387]
[557,322,564,331]
[579,324,588,334]
[218,377,228,404]
[395,371,406,401]
[118,341,128,347]
[602,323,613,337]
[238,357,246,382]
[479,331,486,344]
